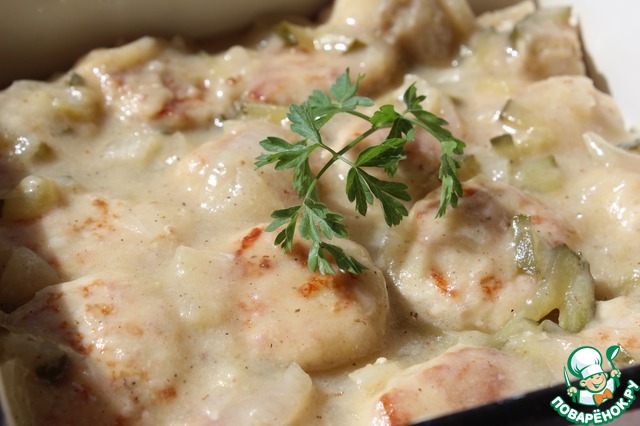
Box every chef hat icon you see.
[568,346,604,380]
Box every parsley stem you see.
[336,126,379,157]
[344,109,372,122]
[302,140,341,201]
[303,126,378,201]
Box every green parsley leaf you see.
[256,69,465,274]
[256,137,317,197]
[355,137,407,176]
[288,103,321,144]
[359,171,410,226]
[346,167,374,216]
[321,242,367,274]
[402,85,466,217]
[370,104,402,127]
[330,70,360,103]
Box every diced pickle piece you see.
[272,21,363,53]
[519,126,556,154]
[0,246,62,308]
[499,100,556,155]
[241,102,289,124]
[510,6,584,78]
[510,7,572,47]
[272,21,315,50]
[456,154,481,181]
[556,251,596,333]
[12,137,54,162]
[67,72,86,87]
[463,28,505,68]
[524,244,595,333]
[491,133,519,160]
[2,176,61,221]
[51,83,102,122]
[315,34,365,53]
[499,100,536,129]
[494,314,539,343]
[511,214,541,275]
[513,155,563,192]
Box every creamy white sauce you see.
[0,0,639,425]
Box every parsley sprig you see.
[255,69,465,274]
